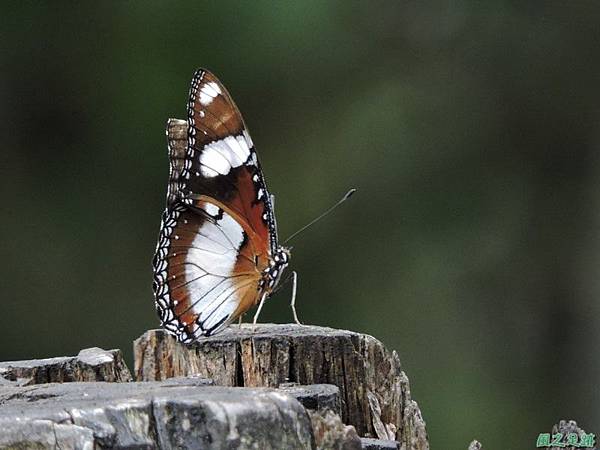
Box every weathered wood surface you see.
[309,409,362,450]
[280,383,342,415]
[0,345,375,449]
[0,347,132,385]
[361,437,400,450]
[134,324,428,449]
[0,378,314,450]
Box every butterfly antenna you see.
[283,188,356,244]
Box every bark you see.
[0,347,132,385]
[134,324,428,450]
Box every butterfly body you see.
[152,69,289,342]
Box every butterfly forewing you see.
[153,69,281,341]
[178,70,278,246]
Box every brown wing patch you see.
[163,209,207,331]
[188,69,245,146]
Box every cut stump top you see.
[134,324,428,449]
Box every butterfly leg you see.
[252,293,268,329]
[238,315,243,329]
[290,270,301,325]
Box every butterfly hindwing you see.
[154,199,263,340]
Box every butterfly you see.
[152,69,297,342]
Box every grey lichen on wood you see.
[0,347,132,386]
[134,324,429,450]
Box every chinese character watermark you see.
[536,432,595,448]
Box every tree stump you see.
[134,324,428,450]
[0,347,132,385]
[0,379,314,449]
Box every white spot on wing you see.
[179,208,250,335]
[226,135,251,164]
[199,133,253,178]
[199,81,222,106]
[200,145,232,177]
[205,203,220,217]
[201,165,219,177]
[249,151,258,166]
[201,295,238,331]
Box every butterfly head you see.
[260,245,291,294]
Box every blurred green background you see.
[2,2,600,448]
